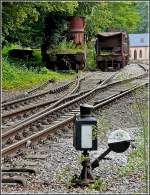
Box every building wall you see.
[129,46,149,64]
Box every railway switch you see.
[73,104,97,185]
[72,104,132,187]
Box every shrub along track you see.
[1,71,148,157]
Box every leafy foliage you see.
[2,55,75,89]
[2,1,145,47]
[2,2,78,46]
[135,2,148,33]
[48,38,84,55]
[84,2,141,39]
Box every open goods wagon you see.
[95,32,129,71]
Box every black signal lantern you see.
[72,104,132,187]
[73,104,97,151]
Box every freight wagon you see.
[42,16,86,71]
[95,32,129,71]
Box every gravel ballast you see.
[2,85,148,194]
[2,64,148,194]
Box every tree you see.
[2,2,78,46]
[82,2,141,39]
[2,1,145,46]
[135,2,148,33]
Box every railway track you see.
[2,72,101,115]
[137,63,149,72]
[2,71,148,156]
[2,78,59,104]
[1,65,148,188]
[2,79,75,112]
[2,72,116,129]
[2,77,84,128]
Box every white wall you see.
[129,46,149,61]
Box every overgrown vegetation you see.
[117,88,148,192]
[48,39,84,55]
[2,44,76,89]
[2,57,75,90]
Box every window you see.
[134,50,137,60]
[139,50,142,58]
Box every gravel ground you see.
[2,64,149,194]
[2,85,148,194]
[112,64,147,82]
[2,80,68,102]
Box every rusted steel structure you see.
[95,32,129,71]
[68,16,85,45]
[42,15,86,70]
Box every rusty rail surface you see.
[2,72,122,135]
[2,77,84,120]
[2,73,148,156]
[2,72,116,129]
[2,79,54,104]
[2,73,148,139]
[2,79,75,107]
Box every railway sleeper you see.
[2,167,37,175]
[6,138,14,145]
[2,176,26,186]
[35,123,43,129]
[30,126,38,132]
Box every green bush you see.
[2,44,44,70]
[2,44,22,57]
[32,49,42,65]
[48,38,84,55]
[2,57,75,89]
[86,48,96,70]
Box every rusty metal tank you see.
[68,16,85,45]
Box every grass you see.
[87,179,107,192]
[48,38,84,55]
[2,43,78,90]
[2,57,76,90]
[85,48,97,70]
[117,89,148,193]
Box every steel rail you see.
[2,72,116,119]
[2,81,148,156]
[137,63,149,72]
[2,79,54,104]
[2,72,116,129]
[2,91,88,119]
[2,78,84,119]
[2,80,75,107]
[2,72,148,140]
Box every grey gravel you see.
[2,64,148,194]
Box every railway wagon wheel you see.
[97,62,105,71]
